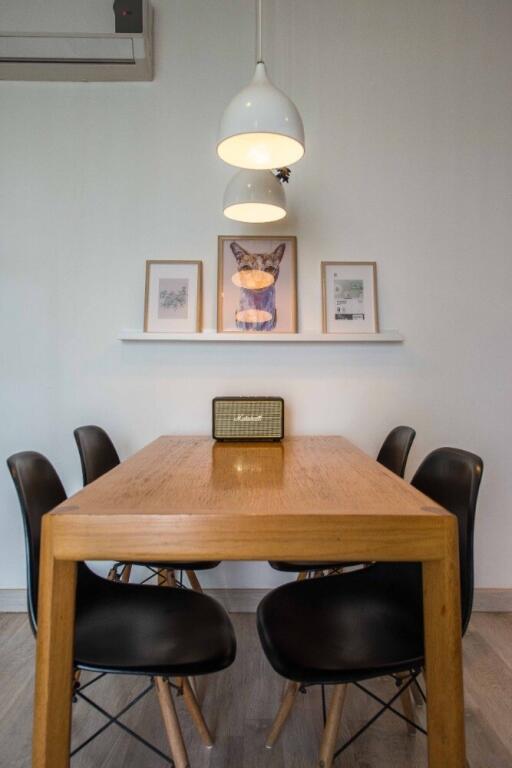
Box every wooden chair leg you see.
[174,676,197,697]
[318,684,347,768]
[411,674,424,706]
[181,677,213,747]
[185,570,203,592]
[167,569,177,586]
[187,675,200,699]
[266,680,301,748]
[155,677,190,768]
[396,673,417,733]
[181,570,203,698]
[107,565,117,581]
[399,685,417,734]
[158,568,175,586]
[120,564,132,583]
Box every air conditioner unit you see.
[0,0,153,82]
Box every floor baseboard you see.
[206,588,269,612]
[1,587,510,614]
[0,587,270,613]
[0,589,26,612]
[472,588,512,612]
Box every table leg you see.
[422,522,465,768]
[32,517,77,768]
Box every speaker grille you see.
[213,398,284,441]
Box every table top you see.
[55,436,445,520]
[36,436,465,768]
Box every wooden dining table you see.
[33,435,465,767]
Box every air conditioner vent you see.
[0,36,136,64]
[0,0,152,81]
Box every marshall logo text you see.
[233,414,263,422]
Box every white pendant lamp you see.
[217,0,305,170]
[223,169,286,223]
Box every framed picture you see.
[217,236,297,333]
[144,260,202,333]
[322,262,379,333]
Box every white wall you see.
[1,0,511,591]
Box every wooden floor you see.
[1,611,511,767]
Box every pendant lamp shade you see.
[218,62,305,170]
[224,169,286,224]
[223,169,286,223]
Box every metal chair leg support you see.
[354,677,427,735]
[332,677,426,762]
[72,683,172,763]
[321,684,327,726]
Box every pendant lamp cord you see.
[256,0,263,63]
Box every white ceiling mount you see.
[217,0,305,170]
[223,169,286,223]
[0,0,153,82]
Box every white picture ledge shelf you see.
[119,330,404,343]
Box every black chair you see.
[376,425,417,479]
[268,425,416,577]
[7,450,236,766]
[74,425,221,589]
[258,447,483,766]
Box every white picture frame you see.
[144,260,202,333]
[322,261,379,334]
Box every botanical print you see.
[158,278,189,319]
[230,241,285,331]
[333,278,365,321]
[144,260,201,333]
[218,237,297,334]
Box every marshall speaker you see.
[212,397,284,442]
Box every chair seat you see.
[75,566,236,676]
[257,564,424,685]
[269,560,364,572]
[127,560,221,571]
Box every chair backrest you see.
[376,426,416,478]
[6,451,67,631]
[412,447,483,634]
[74,425,120,485]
